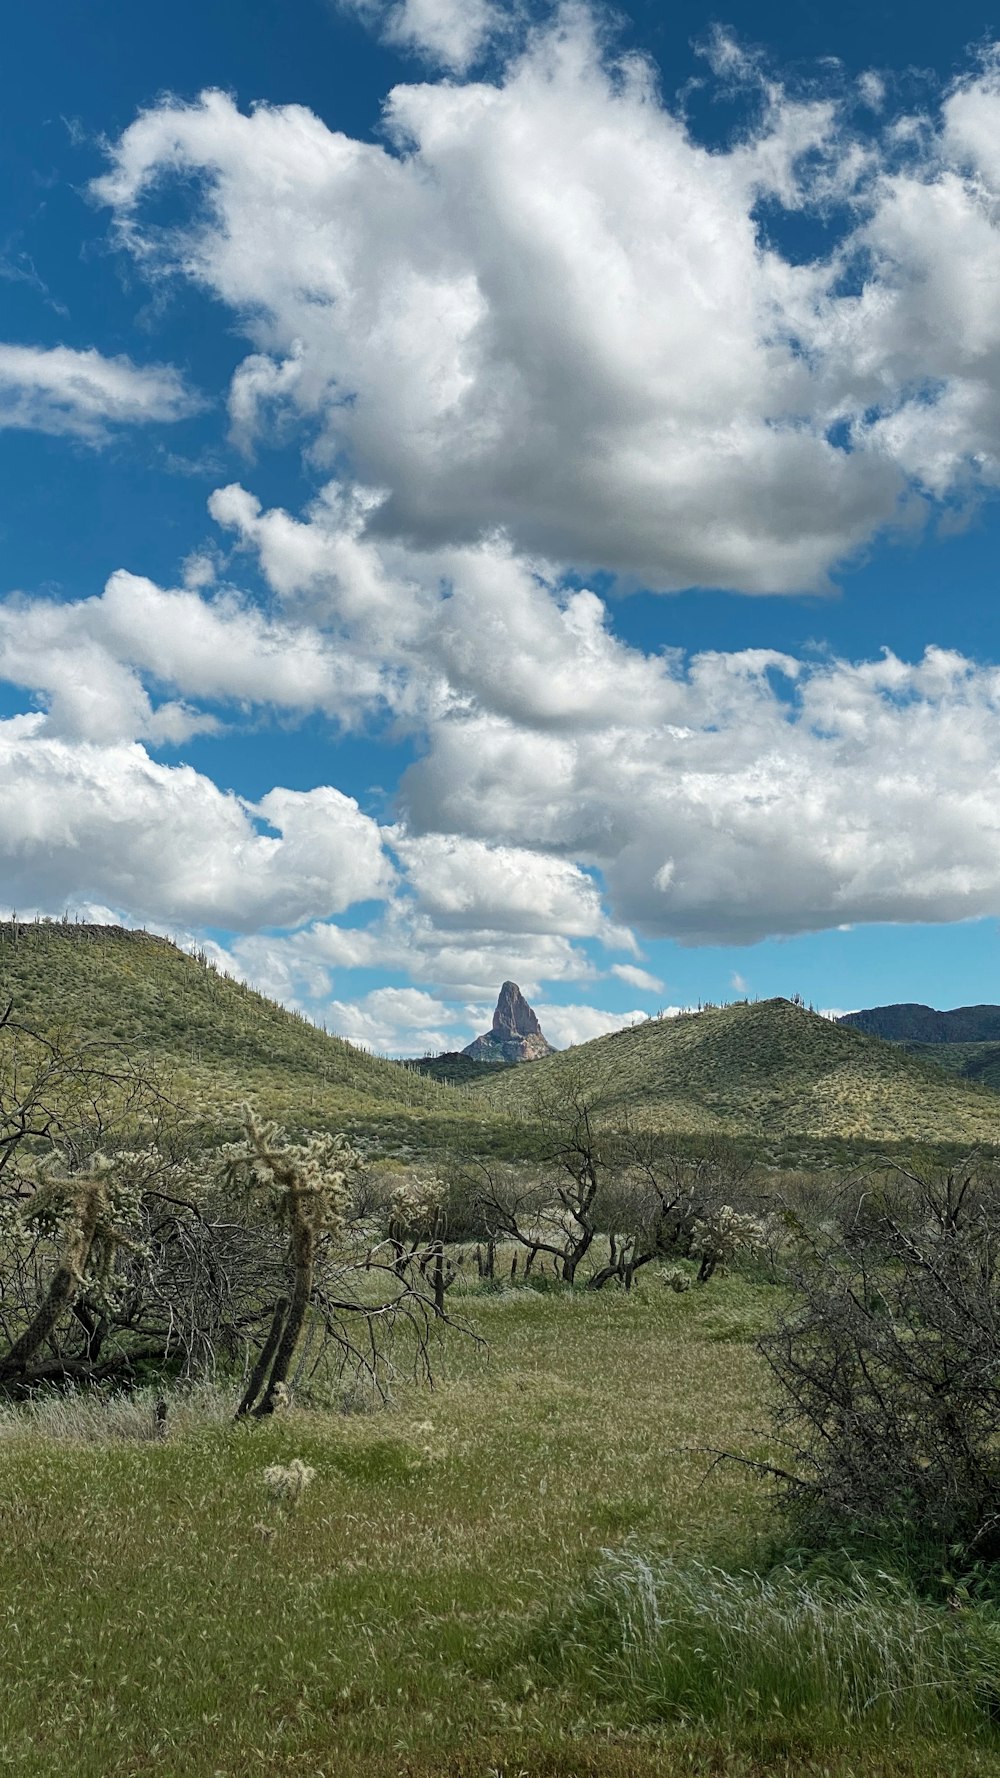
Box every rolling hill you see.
[464,997,1000,1151]
[837,1003,1000,1097]
[0,921,490,1151]
[5,929,998,1158]
[901,1040,1000,1094]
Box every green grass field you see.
[4,1272,1000,1778]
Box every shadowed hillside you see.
[840,1003,1000,1043]
[0,921,491,1149]
[837,1005,1000,1098]
[465,997,1000,1150]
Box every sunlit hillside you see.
[0,921,492,1150]
[466,997,1000,1150]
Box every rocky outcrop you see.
[462,981,555,1064]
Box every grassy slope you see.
[1,1276,997,1778]
[902,1040,1000,1095]
[0,922,490,1149]
[6,929,998,1154]
[466,997,1000,1149]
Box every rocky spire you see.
[463,981,555,1063]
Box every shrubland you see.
[6,985,1000,1774]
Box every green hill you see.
[404,1051,514,1086]
[836,1005,1000,1098]
[7,933,998,1159]
[465,997,1000,1153]
[0,921,491,1151]
[900,1040,1000,1094]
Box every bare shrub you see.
[474,1081,760,1290]
[759,1157,1000,1572]
[0,1031,476,1411]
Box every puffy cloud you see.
[612,963,663,993]
[340,0,509,72]
[0,568,387,741]
[0,343,197,440]
[12,14,1000,1013]
[216,895,603,1010]
[401,645,1000,945]
[94,12,995,594]
[388,830,623,939]
[0,718,392,929]
[326,985,472,1054]
[13,472,1000,953]
[534,1002,648,1048]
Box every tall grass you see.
[541,1548,1000,1742]
[0,1380,238,1444]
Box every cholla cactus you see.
[661,1264,693,1293]
[388,1170,446,1243]
[0,1151,158,1383]
[262,1457,316,1507]
[225,1111,354,1240]
[689,1204,770,1283]
[229,1110,361,1419]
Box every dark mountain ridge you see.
[839,1003,1000,1043]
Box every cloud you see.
[0,343,198,440]
[0,718,392,929]
[11,16,1000,1005]
[0,568,389,742]
[12,475,1000,953]
[388,830,625,940]
[535,1001,648,1047]
[95,14,1000,593]
[612,963,663,992]
[340,0,510,72]
[326,984,472,1054]
[400,644,1000,945]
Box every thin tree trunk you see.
[236,1294,288,1418]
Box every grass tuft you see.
[539,1548,1000,1743]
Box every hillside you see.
[900,1040,1000,1094]
[0,921,491,1151]
[406,1051,514,1086]
[465,997,1000,1151]
[840,1003,1000,1043]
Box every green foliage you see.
[538,1549,1000,1744]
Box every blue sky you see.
[3,0,1000,1053]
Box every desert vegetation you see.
[6,941,1000,1775]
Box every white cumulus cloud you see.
[0,718,392,930]
[340,0,510,71]
[0,343,198,440]
[92,13,1000,593]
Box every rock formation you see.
[462,981,555,1064]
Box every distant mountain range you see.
[839,1004,1000,1043]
